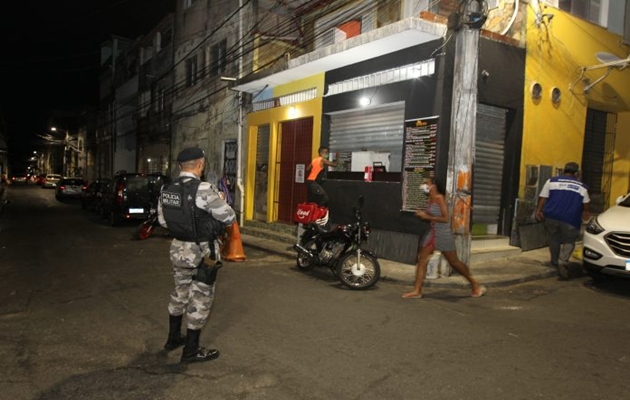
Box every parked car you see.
[101,172,170,226]
[583,192,630,280]
[11,174,29,184]
[81,179,110,211]
[42,174,62,188]
[55,178,86,200]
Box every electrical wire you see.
[94,0,409,138]
[104,0,357,129]
[171,0,399,118]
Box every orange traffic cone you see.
[224,223,246,262]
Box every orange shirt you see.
[307,156,324,181]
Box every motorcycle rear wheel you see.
[336,251,380,290]
[296,238,317,271]
[136,222,154,240]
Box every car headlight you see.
[586,217,605,235]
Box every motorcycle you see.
[136,203,160,240]
[293,196,381,290]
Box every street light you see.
[48,127,84,177]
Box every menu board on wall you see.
[402,117,438,212]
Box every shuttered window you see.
[328,103,405,173]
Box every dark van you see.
[101,171,170,226]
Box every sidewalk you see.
[241,234,560,288]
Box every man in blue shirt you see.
[535,162,590,279]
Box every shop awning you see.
[232,17,447,93]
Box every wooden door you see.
[276,118,313,223]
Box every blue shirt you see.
[539,176,590,229]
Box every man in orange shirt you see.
[305,146,339,206]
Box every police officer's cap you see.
[177,147,205,162]
[564,162,579,173]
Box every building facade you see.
[91,0,630,264]
[170,0,249,208]
[515,0,630,249]
[233,0,530,263]
[136,14,175,175]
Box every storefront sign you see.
[402,116,439,212]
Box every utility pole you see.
[236,0,245,225]
[445,1,486,266]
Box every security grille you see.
[327,60,436,96]
[581,108,616,214]
[254,125,270,220]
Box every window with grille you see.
[581,108,616,214]
[558,0,609,27]
[185,55,198,87]
[211,39,228,76]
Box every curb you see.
[241,235,558,288]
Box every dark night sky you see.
[0,0,173,171]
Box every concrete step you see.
[471,235,511,250]
[244,220,297,236]
[241,223,297,245]
[471,246,522,265]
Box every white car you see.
[42,174,62,188]
[583,192,630,280]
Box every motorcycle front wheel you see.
[336,251,380,290]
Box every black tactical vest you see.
[160,177,222,242]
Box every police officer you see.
[158,147,236,363]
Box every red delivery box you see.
[294,202,328,224]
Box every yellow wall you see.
[523,6,630,205]
[244,74,325,221]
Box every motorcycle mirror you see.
[358,195,364,209]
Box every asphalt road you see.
[1,185,629,400]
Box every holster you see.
[192,258,222,286]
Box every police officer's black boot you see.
[163,314,185,351]
[180,329,220,364]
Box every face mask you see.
[420,184,430,194]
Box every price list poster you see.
[402,117,438,212]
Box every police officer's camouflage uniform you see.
[158,171,236,330]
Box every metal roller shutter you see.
[329,103,405,172]
[473,104,507,225]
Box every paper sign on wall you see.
[295,164,305,183]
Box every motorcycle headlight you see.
[586,217,605,235]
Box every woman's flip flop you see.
[471,285,487,298]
